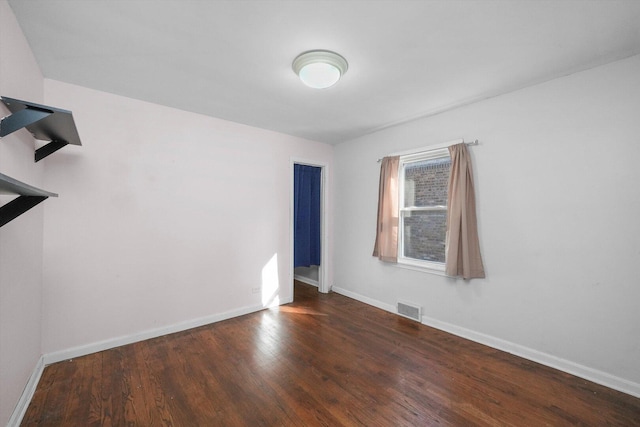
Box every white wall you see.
[294,265,319,286]
[41,80,333,355]
[334,54,640,395]
[0,0,45,424]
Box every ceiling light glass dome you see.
[292,50,348,89]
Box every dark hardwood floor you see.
[23,281,640,426]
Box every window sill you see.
[395,259,448,277]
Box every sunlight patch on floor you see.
[275,306,327,316]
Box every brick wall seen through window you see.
[402,157,450,263]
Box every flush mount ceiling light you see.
[292,50,348,89]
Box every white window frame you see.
[397,147,450,274]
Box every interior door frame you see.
[290,158,329,295]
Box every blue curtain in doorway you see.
[294,164,321,268]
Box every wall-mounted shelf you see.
[0,172,57,227]
[0,96,82,162]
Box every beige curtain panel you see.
[446,143,485,279]
[372,156,400,262]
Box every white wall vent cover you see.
[397,301,421,322]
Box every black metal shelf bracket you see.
[0,195,48,227]
[0,172,58,228]
[0,96,82,162]
[35,140,69,162]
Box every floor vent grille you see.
[397,301,421,322]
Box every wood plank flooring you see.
[23,281,640,426]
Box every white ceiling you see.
[7,0,640,145]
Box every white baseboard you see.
[332,286,640,399]
[420,315,640,399]
[44,302,265,365]
[294,274,319,287]
[332,286,395,313]
[7,356,45,427]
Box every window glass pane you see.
[403,157,450,208]
[402,210,447,263]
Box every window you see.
[398,148,450,271]
[373,142,485,278]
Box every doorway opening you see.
[291,160,328,298]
